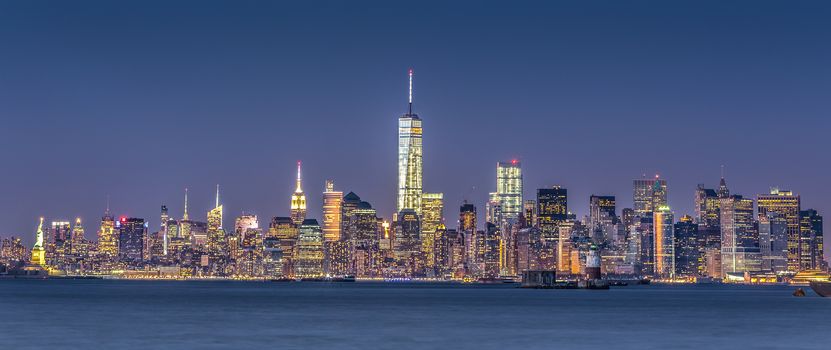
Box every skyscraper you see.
[207,185,226,255]
[70,218,84,255]
[397,68,423,215]
[720,195,758,275]
[322,180,343,242]
[295,219,324,278]
[757,189,800,272]
[673,215,701,277]
[488,160,523,224]
[98,205,117,260]
[633,176,667,216]
[421,193,444,271]
[290,161,307,225]
[117,217,147,263]
[653,206,675,278]
[799,209,824,270]
[537,186,568,270]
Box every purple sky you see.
[0,1,829,248]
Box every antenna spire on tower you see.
[295,161,303,193]
[408,68,413,115]
[215,184,220,208]
[183,188,189,220]
[105,195,110,215]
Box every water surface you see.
[1,280,828,349]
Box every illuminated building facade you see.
[397,69,423,215]
[758,213,788,273]
[798,209,824,270]
[206,185,226,255]
[674,215,702,277]
[757,189,800,272]
[322,180,343,242]
[117,217,147,264]
[720,195,758,274]
[653,206,674,278]
[295,219,324,278]
[537,186,568,270]
[420,193,444,271]
[290,161,307,226]
[488,160,523,224]
[633,177,667,216]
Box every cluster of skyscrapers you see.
[0,70,825,282]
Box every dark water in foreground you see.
[1,280,829,349]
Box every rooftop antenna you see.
[408,68,413,115]
[183,188,189,220]
[105,195,110,216]
[215,184,220,208]
[720,164,725,179]
[295,161,303,193]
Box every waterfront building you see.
[673,215,700,277]
[537,186,568,270]
[421,192,444,271]
[720,195,759,275]
[322,180,343,242]
[290,161,307,225]
[799,209,824,270]
[481,222,500,278]
[295,219,324,278]
[653,206,675,278]
[757,188,800,272]
[397,69,423,215]
[488,160,523,224]
[269,217,297,277]
[459,202,477,268]
[758,213,788,273]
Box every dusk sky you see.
[1,0,828,245]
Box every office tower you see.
[633,176,667,216]
[394,209,421,257]
[488,160,523,225]
[589,195,616,229]
[720,195,758,275]
[421,193,444,271]
[262,237,283,278]
[653,206,675,278]
[30,217,46,267]
[694,185,720,227]
[589,195,617,244]
[346,200,379,278]
[537,186,568,270]
[290,161,307,225]
[757,188,800,272]
[485,200,503,228]
[207,185,227,255]
[70,218,84,255]
[322,180,343,242]
[160,205,169,232]
[673,215,701,277]
[621,208,635,228]
[397,68,423,215]
[432,225,450,276]
[557,221,576,274]
[799,209,824,270]
[459,202,477,267]
[481,222,500,278]
[268,217,297,277]
[98,206,117,259]
[516,227,542,273]
[48,220,70,265]
[117,217,147,263]
[447,228,467,278]
[295,219,324,278]
[758,213,788,273]
[523,200,537,228]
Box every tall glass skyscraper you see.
[488,160,523,225]
[397,69,423,215]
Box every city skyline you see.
[1,1,829,247]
